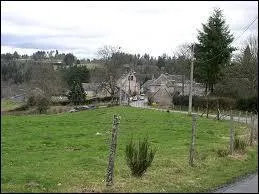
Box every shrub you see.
[36,96,49,114]
[236,96,258,113]
[147,97,153,105]
[27,96,36,107]
[125,137,156,177]
[216,147,230,157]
[173,95,237,111]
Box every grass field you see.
[1,106,257,192]
[1,99,24,112]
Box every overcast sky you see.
[1,1,258,59]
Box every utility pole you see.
[119,87,121,105]
[127,72,131,105]
[188,45,194,115]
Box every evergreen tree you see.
[68,81,85,105]
[194,8,235,94]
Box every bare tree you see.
[96,45,124,102]
[28,62,67,98]
[215,35,258,98]
[244,34,258,60]
[97,45,121,61]
[175,43,193,59]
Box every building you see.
[143,73,205,106]
[116,72,140,96]
[82,83,111,98]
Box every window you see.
[128,75,134,81]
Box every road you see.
[214,174,258,193]
[129,99,258,125]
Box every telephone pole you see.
[127,72,131,105]
[188,45,194,115]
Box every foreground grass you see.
[1,106,257,192]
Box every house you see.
[82,83,110,98]
[116,72,140,96]
[81,71,140,102]
[143,73,205,106]
[148,84,174,107]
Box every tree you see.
[68,81,85,105]
[32,51,47,61]
[63,53,76,66]
[61,66,90,87]
[96,45,124,102]
[215,41,257,98]
[157,54,166,70]
[13,51,20,59]
[194,8,235,94]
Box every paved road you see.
[214,174,258,193]
[129,100,258,125]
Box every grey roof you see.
[82,83,100,91]
[142,80,154,88]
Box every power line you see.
[195,16,258,64]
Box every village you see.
[1,1,257,193]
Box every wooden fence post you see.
[246,111,247,124]
[106,114,120,186]
[189,114,197,167]
[249,115,254,146]
[238,111,241,123]
[229,110,234,155]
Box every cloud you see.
[1,1,258,59]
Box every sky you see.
[1,1,258,59]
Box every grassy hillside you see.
[1,99,24,112]
[1,106,257,192]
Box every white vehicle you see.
[132,96,138,101]
[140,93,145,96]
[139,96,145,100]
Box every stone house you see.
[116,72,140,96]
[148,84,174,107]
[143,73,205,106]
[82,83,111,98]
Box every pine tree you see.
[68,81,85,105]
[194,8,235,94]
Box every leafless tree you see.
[28,62,67,98]
[174,43,193,59]
[96,45,124,102]
[215,35,258,98]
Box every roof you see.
[142,79,154,88]
[82,83,100,91]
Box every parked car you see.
[139,96,145,100]
[140,93,145,96]
[132,96,138,101]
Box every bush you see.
[173,95,237,111]
[27,96,36,107]
[147,97,153,105]
[36,96,49,114]
[125,137,156,177]
[216,147,230,157]
[236,96,258,113]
